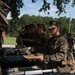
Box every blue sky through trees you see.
[7,0,75,19]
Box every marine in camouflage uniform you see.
[44,35,70,72]
[36,21,72,73]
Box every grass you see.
[3,37,17,45]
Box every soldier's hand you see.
[28,47,34,52]
[36,54,44,61]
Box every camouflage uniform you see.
[21,24,37,47]
[34,32,47,53]
[40,20,75,73]
[44,35,72,73]
[33,23,48,53]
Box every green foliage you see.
[36,16,44,24]
[2,0,75,19]
[57,17,68,34]
[7,14,75,37]
[19,14,31,26]
[2,0,24,20]
[39,0,50,14]
[30,15,37,24]
[62,24,69,34]
[32,0,75,15]
[4,37,17,45]
[71,18,75,33]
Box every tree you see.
[2,0,24,20]
[37,0,75,15]
[19,14,31,26]
[30,15,37,24]
[36,16,43,24]
[57,17,69,34]
[43,17,53,24]
[43,16,53,32]
[71,18,75,34]
[7,14,75,36]
[2,0,75,19]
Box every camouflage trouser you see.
[58,65,71,73]
[69,63,75,73]
[58,64,75,73]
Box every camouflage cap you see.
[48,21,60,29]
[37,23,46,31]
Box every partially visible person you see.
[33,23,47,53]
[16,27,25,46]
[66,33,75,51]
[63,33,75,73]
[17,24,37,47]
[22,24,36,47]
[37,23,46,35]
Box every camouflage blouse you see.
[44,35,68,62]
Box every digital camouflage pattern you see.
[44,35,71,72]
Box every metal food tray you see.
[8,66,42,75]
[8,69,56,75]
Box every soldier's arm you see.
[44,36,68,62]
